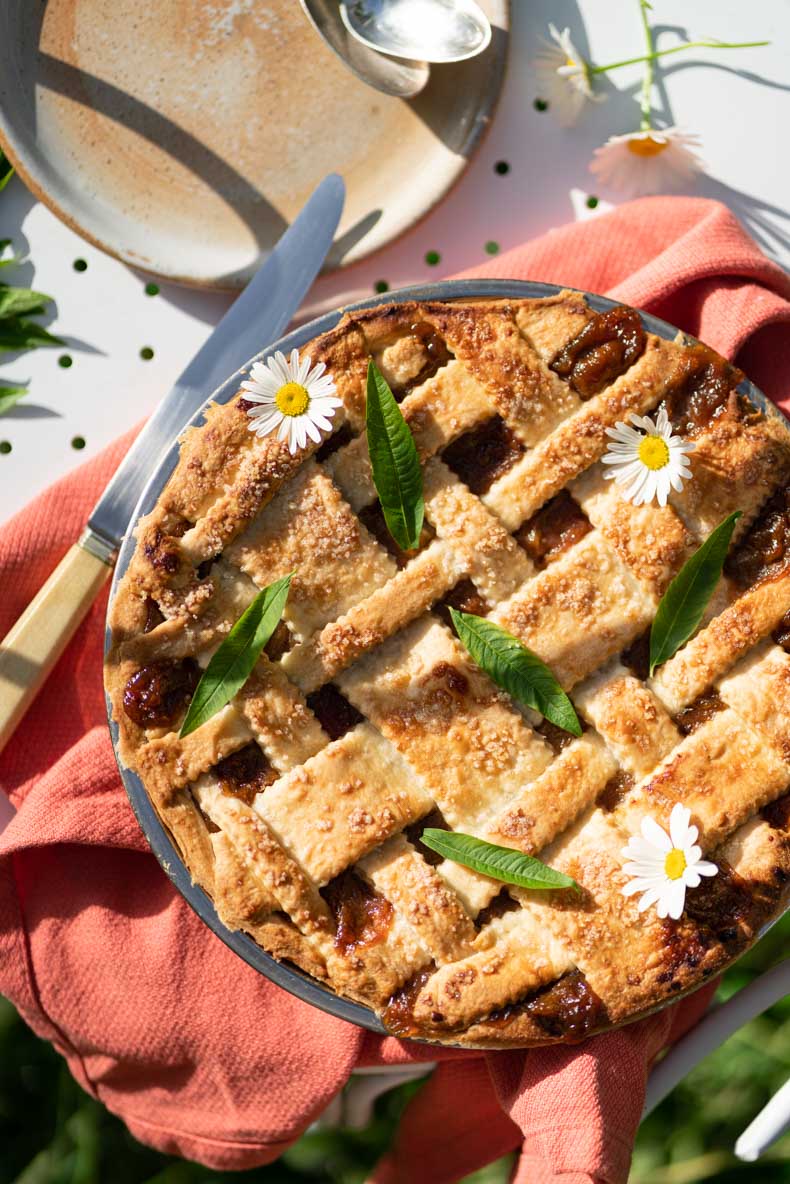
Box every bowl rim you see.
[0,4,509,290]
[105,278,790,1043]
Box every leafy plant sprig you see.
[365,359,424,552]
[0,234,64,416]
[420,829,578,892]
[649,511,742,675]
[449,608,582,736]
[180,573,292,737]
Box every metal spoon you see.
[340,0,491,64]
[300,0,429,99]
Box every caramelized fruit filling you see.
[476,889,520,928]
[726,487,790,589]
[774,609,790,653]
[264,618,293,661]
[143,597,165,633]
[515,491,592,568]
[487,970,605,1040]
[676,690,726,736]
[383,966,435,1037]
[433,579,489,629]
[405,807,451,866]
[656,342,747,437]
[322,870,394,956]
[549,305,646,399]
[682,860,756,945]
[442,416,525,494]
[122,659,200,728]
[597,770,635,812]
[307,683,364,740]
[215,743,276,804]
[406,321,453,389]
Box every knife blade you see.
[0,174,345,753]
[89,172,346,556]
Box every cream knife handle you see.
[0,536,113,754]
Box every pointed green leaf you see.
[0,317,63,352]
[180,573,293,737]
[449,609,582,735]
[365,359,424,551]
[420,829,578,891]
[0,239,19,267]
[0,383,28,415]
[0,286,51,319]
[649,510,742,675]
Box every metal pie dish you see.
[105,279,790,1043]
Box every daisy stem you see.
[589,40,770,75]
[638,0,654,131]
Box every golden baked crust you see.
[105,293,790,1048]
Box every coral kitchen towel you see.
[1,198,788,1184]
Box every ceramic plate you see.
[0,0,508,289]
[105,279,790,1042]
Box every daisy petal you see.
[641,816,672,852]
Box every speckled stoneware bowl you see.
[105,279,790,1040]
[0,0,508,288]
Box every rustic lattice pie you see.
[105,293,790,1047]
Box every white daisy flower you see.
[534,24,602,127]
[590,127,703,196]
[602,407,695,507]
[621,803,718,920]
[240,348,342,455]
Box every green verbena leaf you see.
[449,609,582,735]
[649,510,742,675]
[0,383,28,415]
[180,573,293,737]
[0,239,20,267]
[420,829,578,891]
[365,359,424,551]
[0,317,64,352]
[0,285,51,320]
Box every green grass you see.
[2,915,788,1184]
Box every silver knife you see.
[0,174,346,753]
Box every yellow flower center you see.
[638,435,670,470]
[565,56,576,67]
[664,849,687,880]
[275,382,310,417]
[627,135,669,158]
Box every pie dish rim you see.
[103,277,790,1043]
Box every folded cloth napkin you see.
[1,196,788,1184]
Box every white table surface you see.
[1,0,787,526]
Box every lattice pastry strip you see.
[481,734,617,856]
[338,616,554,830]
[322,359,494,511]
[616,708,790,850]
[408,909,574,1032]
[223,459,397,639]
[358,834,477,966]
[491,530,657,691]
[283,540,461,693]
[649,568,790,714]
[253,723,433,886]
[669,414,790,542]
[482,334,691,531]
[571,465,695,598]
[717,641,790,764]
[418,302,583,446]
[572,662,681,780]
